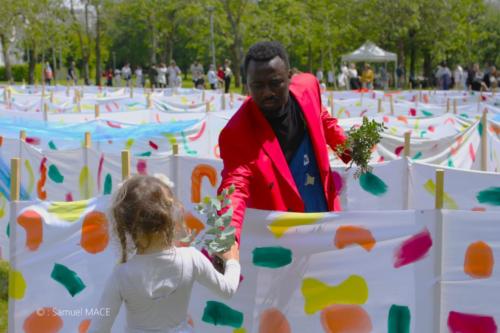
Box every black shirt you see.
[264,94,307,163]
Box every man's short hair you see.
[244,41,290,74]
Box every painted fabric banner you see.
[409,161,500,211]
[9,196,442,332]
[441,210,500,333]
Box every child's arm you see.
[88,267,123,333]
[192,245,240,299]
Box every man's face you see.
[247,56,290,117]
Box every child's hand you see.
[221,243,239,262]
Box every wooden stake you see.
[221,93,226,110]
[377,98,382,113]
[329,92,334,115]
[84,132,91,148]
[10,158,20,201]
[20,130,26,142]
[66,82,70,96]
[129,86,134,98]
[50,91,55,103]
[43,103,49,122]
[121,150,130,180]
[404,131,411,157]
[481,109,488,171]
[205,101,210,113]
[94,104,100,118]
[389,94,394,116]
[147,93,152,109]
[435,169,444,209]
[172,143,179,155]
[446,98,450,113]
[453,99,457,114]
[202,90,206,102]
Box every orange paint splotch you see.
[23,307,63,333]
[334,225,376,252]
[79,319,91,333]
[464,241,494,279]
[321,305,372,333]
[184,212,205,235]
[258,308,291,333]
[17,210,43,251]
[81,211,109,254]
[191,164,217,203]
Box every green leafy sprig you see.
[336,118,386,178]
[184,185,236,255]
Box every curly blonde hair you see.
[111,175,181,263]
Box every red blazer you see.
[218,73,350,241]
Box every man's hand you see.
[220,243,240,262]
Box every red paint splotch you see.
[448,311,497,333]
[394,228,433,268]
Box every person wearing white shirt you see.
[207,64,218,90]
[168,60,182,88]
[135,66,143,87]
[88,175,240,333]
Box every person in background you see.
[114,67,122,87]
[88,175,240,333]
[135,66,143,87]
[348,63,360,89]
[453,65,465,90]
[67,61,78,85]
[361,63,374,90]
[149,64,158,89]
[466,63,484,91]
[207,64,218,90]
[316,67,324,83]
[105,68,113,87]
[122,63,132,87]
[338,63,349,90]
[327,69,335,88]
[223,59,232,93]
[190,59,205,89]
[167,60,182,88]
[217,65,225,90]
[483,65,497,90]
[157,63,167,88]
[44,62,53,86]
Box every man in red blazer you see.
[218,41,350,241]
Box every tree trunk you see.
[230,35,242,88]
[398,38,405,85]
[409,30,416,81]
[423,50,433,87]
[95,5,101,86]
[308,42,312,73]
[28,42,36,85]
[151,21,157,65]
[0,35,12,82]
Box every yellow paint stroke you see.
[125,138,135,150]
[301,275,368,315]
[48,200,90,222]
[268,212,325,238]
[79,166,94,199]
[24,159,35,195]
[9,270,27,300]
[163,133,178,145]
[0,193,5,219]
[414,119,420,130]
[390,127,398,135]
[423,179,458,209]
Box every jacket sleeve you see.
[317,81,351,164]
[217,127,252,242]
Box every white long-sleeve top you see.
[88,247,241,333]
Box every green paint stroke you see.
[476,187,500,206]
[301,275,369,315]
[252,246,292,268]
[51,263,86,297]
[103,174,112,195]
[359,172,388,196]
[6,222,10,238]
[202,301,243,328]
[48,165,64,183]
[412,152,422,160]
[448,158,455,168]
[422,110,433,117]
[48,141,57,150]
[137,151,152,157]
[478,121,483,136]
[388,304,411,333]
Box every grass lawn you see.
[0,260,8,333]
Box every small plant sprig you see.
[336,118,386,178]
[184,185,236,255]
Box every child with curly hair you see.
[89,175,240,333]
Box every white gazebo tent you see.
[341,41,398,87]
